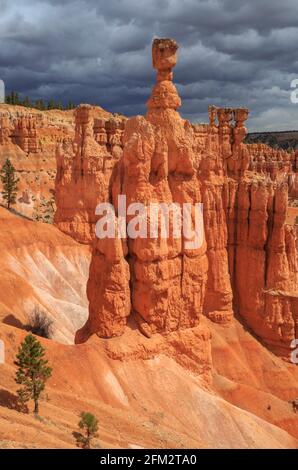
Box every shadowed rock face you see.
[224,179,298,356]
[68,39,297,359]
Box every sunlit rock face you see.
[72,39,297,360]
[54,104,126,244]
[76,38,230,343]
[0,105,76,220]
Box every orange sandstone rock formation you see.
[0,104,114,222]
[0,112,40,152]
[247,142,298,199]
[0,105,75,220]
[76,38,232,343]
[73,39,297,359]
[224,179,298,356]
[54,104,126,243]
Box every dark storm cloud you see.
[1,0,298,130]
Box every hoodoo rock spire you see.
[71,39,297,361]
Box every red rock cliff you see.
[224,178,297,356]
[54,104,126,243]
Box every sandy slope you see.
[0,208,297,448]
[0,324,297,449]
[0,208,90,343]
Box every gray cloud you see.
[0,0,298,130]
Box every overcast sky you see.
[1,0,298,131]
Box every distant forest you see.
[245,131,298,151]
[4,91,76,111]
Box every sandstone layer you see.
[54,105,126,243]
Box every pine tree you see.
[14,334,52,414]
[23,96,31,108]
[11,91,17,105]
[76,412,99,449]
[39,99,45,111]
[47,99,55,110]
[0,158,19,209]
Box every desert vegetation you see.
[25,308,54,339]
[14,334,52,414]
[74,412,99,449]
[5,91,76,111]
[0,158,19,210]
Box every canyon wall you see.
[0,105,75,220]
[0,104,113,222]
[224,179,297,356]
[247,143,298,197]
[54,104,126,243]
